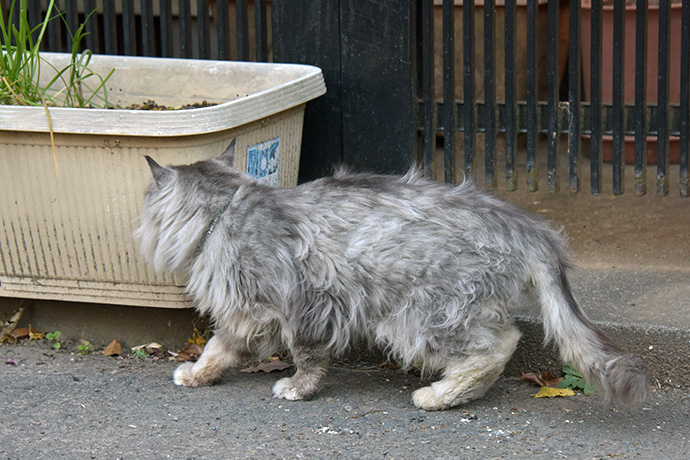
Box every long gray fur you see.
[136,141,648,410]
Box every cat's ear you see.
[218,139,236,166]
[144,156,170,185]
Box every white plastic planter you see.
[0,53,326,308]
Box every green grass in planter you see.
[0,0,114,108]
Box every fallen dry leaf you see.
[187,327,209,347]
[8,327,30,342]
[104,339,122,356]
[176,344,204,362]
[240,360,292,373]
[520,371,562,388]
[533,387,576,398]
[29,329,45,340]
[0,302,25,342]
[132,342,163,352]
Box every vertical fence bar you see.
[526,0,539,191]
[484,0,496,190]
[443,0,456,183]
[160,0,173,57]
[102,0,117,54]
[656,0,671,196]
[197,0,210,59]
[179,0,193,58]
[681,0,690,197]
[504,0,518,191]
[255,0,269,62]
[121,0,136,55]
[47,1,62,51]
[83,0,99,53]
[63,1,79,51]
[546,0,560,193]
[589,0,603,194]
[633,0,648,196]
[568,0,582,193]
[27,1,42,45]
[463,0,476,177]
[611,0,625,195]
[420,0,435,176]
[141,0,155,57]
[216,0,230,60]
[26,2,43,43]
[236,0,250,61]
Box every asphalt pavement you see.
[1,342,689,460]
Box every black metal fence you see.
[5,0,688,197]
[418,0,689,198]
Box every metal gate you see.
[6,0,689,196]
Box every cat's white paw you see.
[412,386,449,411]
[272,377,305,400]
[272,376,317,400]
[173,362,197,387]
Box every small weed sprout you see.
[45,331,61,350]
[131,348,148,359]
[77,340,94,356]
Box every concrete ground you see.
[1,343,689,459]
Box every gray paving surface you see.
[1,343,689,459]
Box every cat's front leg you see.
[272,342,330,400]
[174,333,246,387]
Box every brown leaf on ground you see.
[0,302,25,343]
[8,327,30,341]
[8,327,44,341]
[104,340,122,356]
[520,371,563,388]
[176,344,204,362]
[240,360,292,373]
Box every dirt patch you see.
[120,99,218,111]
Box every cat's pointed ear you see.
[144,155,170,185]
[218,139,236,166]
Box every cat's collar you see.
[196,202,232,255]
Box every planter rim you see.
[0,53,326,137]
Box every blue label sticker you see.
[246,137,280,187]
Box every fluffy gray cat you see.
[136,140,648,410]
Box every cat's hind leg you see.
[412,325,521,411]
[174,333,247,387]
[273,343,330,401]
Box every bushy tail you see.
[533,262,649,407]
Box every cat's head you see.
[135,140,246,273]
[144,139,237,189]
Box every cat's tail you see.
[533,261,649,407]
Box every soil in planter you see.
[119,99,218,111]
